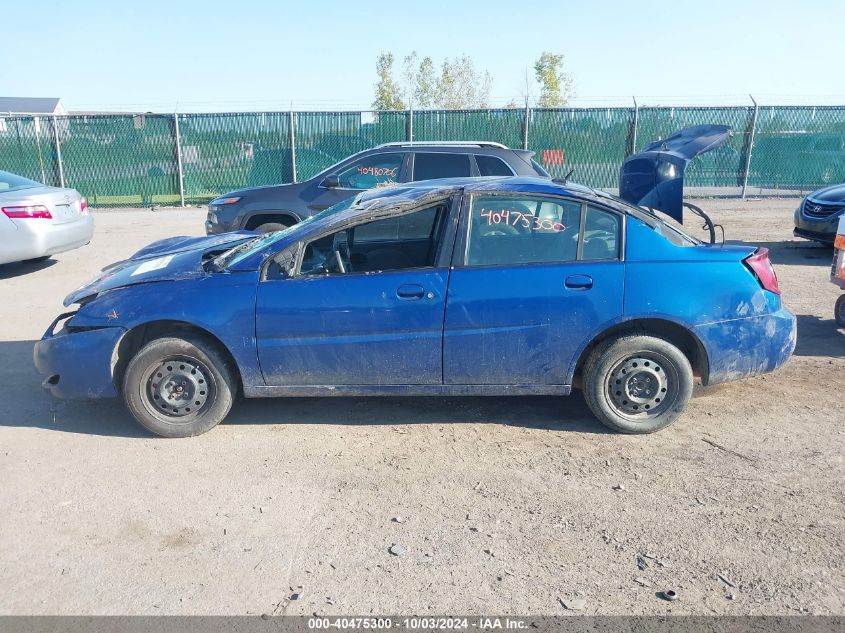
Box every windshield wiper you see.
[204,237,264,272]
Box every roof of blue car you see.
[228,176,650,271]
[296,176,621,242]
[356,176,596,204]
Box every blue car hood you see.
[619,124,732,222]
[63,232,256,306]
[808,183,845,203]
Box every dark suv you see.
[205,142,550,234]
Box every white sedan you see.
[0,170,94,265]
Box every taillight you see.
[744,247,780,295]
[2,205,52,219]
[80,198,88,213]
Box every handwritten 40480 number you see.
[356,165,399,177]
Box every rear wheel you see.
[582,334,693,434]
[835,295,845,328]
[123,335,236,437]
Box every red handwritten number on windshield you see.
[479,208,565,232]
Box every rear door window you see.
[413,153,472,181]
[464,195,583,266]
[475,155,514,176]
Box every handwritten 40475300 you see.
[479,207,565,232]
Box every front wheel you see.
[123,335,236,437]
[835,295,845,328]
[253,221,288,234]
[582,334,694,434]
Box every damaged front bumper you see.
[33,313,126,399]
[695,307,797,386]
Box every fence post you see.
[33,116,47,185]
[741,95,759,199]
[630,97,639,155]
[289,110,297,183]
[173,113,186,207]
[52,115,65,188]
[522,102,530,150]
[407,107,414,142]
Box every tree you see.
[414,56,437,109]
[376,52,493,110]
[434,55,492,109]
[372,52,405,110]
[401,52,436,109]
[533,52,574,108]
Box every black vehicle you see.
[205,142,550,234]
[793,183,845,245]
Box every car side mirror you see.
[320,174,340,189]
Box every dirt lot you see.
[0,199,842,616]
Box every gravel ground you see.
[0,199,842,616]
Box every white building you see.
[0,97,67,116]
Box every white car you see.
[0,170,94,265]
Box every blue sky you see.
[6,0,845,111]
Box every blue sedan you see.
[34,177,796,437]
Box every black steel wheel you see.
[583,334,694,434]
[606,352,677,419]
[123,335,236,437]
[141,355,216,421]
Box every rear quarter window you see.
[583,206,621,260]
[475,154,514,176]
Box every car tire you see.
[835,295,845,328]
[122,335,237,438]
[582,334,694,434]
[253,222,288,234]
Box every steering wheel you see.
[477,222,520,237]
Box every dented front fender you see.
[34,325,126,399]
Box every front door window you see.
[336,153,404,189]
[300,204,446,275]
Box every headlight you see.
[209,196,242,205]
[208,212,218,223]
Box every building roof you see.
[0,97,64,115]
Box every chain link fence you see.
[1,105,843,207]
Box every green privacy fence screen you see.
[1,105,844,207]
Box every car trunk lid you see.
[618,125,732,222]
[1,186,84,226]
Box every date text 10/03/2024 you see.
[307,617,529,629]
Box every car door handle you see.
[565,274,593,290]
[396,284,425,299]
